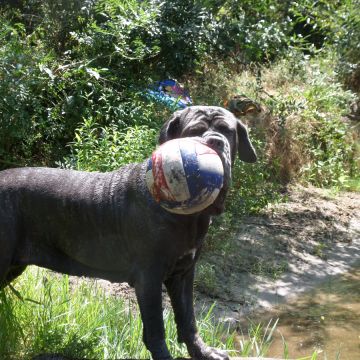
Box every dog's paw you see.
[187,334,229,360]
[192,347,229,360]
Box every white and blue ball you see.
[146,138,224,214]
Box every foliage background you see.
[0,0,359,358]
[0,0,359,243]
[1,0,358,176]
[0,0,359,241]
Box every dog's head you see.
[159,106,257,215]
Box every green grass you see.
[236,319,279,357]
[345,177,360,192]
[0,267,319,359]
[0,267,230,359]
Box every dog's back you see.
[0,164,156,282]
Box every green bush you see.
[299,114,355,187]
[288,0,360,90]
[332,1,360,90]
[0,0,358,199]
[0,9,168,168]
[70,0,161,80]
[207,0,291,64]
[0,19,66,167]
[63,117,158,172]
[153,0,219,76]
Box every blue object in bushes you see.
[146,79,192,109]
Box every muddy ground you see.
[79,185,360,324]
[196,185,360,323]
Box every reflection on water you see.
[242,267,360,359]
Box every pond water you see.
[242,266,360,359]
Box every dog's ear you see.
[237,121,257,163]
[158,110,183,144]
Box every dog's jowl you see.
[0,106,256,360]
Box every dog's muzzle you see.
[202,132,232,178]
[203,134,225,153]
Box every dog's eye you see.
[216,124,231,134]
[188,126,207,136]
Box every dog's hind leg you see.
[1,266,27,301]
[0,259,13,290]
[0,238,14,289]
[5,266,26,285]
[0,257,18,290]
[0,217,20,289]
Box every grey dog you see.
[0,106,256,360]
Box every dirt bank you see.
[195,185,360,322]
[82,185,360,322]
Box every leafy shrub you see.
[70,0,161,81]
[1,0,91,47]
[259,54,357,188]
[153,0,219,77]
[299,113,355,187]
[332,2,360,91]
[0,10,168,168]
[73,0,221,78]
[63,118,158,172]
[288,0,360,90]
[0,0,358,197]
[0,19,66,167]
[211,0,291,64]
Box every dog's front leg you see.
[135,271,172,360]
[165,266,229,360]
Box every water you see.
[242,267,360,359]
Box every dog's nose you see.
[205,136,225,152]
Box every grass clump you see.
[0,267,236,359]
[194,263,217,295]
[0,267,317,359]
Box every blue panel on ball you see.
[199,170,223,190]
[180,145,201,199]
[147,158,153,172]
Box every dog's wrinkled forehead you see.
[180,106,237,127]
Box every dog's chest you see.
[167,215,211,278]
[169,248,197,277]
[179,248,197,261]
